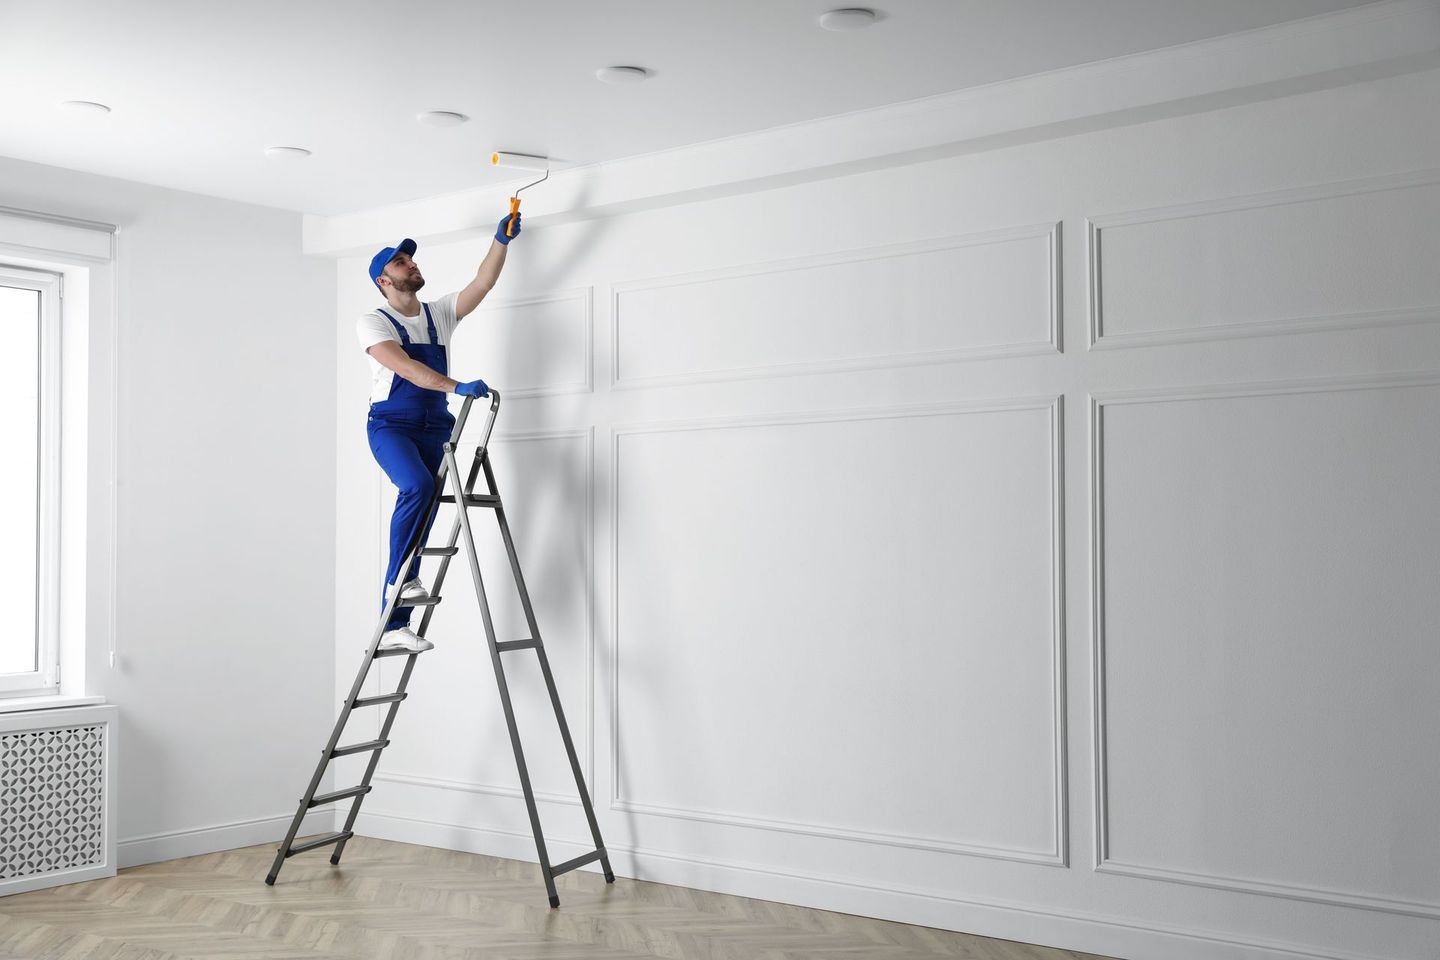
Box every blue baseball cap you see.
[368,238,417,288]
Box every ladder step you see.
[496,638,540,653]
[309,785,372,807]
[285,831,354,858]
[551,849,605,877]
[331,739,389,758]
[354,692,408,708]
[373,647,420,659]
[419,546,458,557]
[398,596,442,608]
[438,494,501,507]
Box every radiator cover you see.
[0,704,117,896]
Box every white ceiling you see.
[0,0,1384,215]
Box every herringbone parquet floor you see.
[0,836,1115,960]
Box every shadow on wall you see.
[480,170,638,846]
[493,166,605,401]
[490,164,607,634]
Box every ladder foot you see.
[265,875,276,886]
[549,895,560,909]
[329,854,342,865]
[605,872,615,883]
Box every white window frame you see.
[0,264,62,697]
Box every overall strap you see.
[422,303,439,346]
[375,308,411,346]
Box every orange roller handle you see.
[507,196,520,238]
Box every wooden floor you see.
[0,836,1115,960]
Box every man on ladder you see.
[268,207,613,903]
[355,211,521,653]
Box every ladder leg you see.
[331,446,484,863]
[267,579,417,884]
[329,651,421,864]
[267,785,322,885]
[268,434,466,884]
[483,455,614,885]
[267,647,380,882]
[267,396,501,886]
[447,445,561,906]
[533,645,613,883]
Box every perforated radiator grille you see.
[0,724,106,879]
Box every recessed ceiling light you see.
[60,100,111,115]
[264,146,312,160]
[595,65,651,84]
[818,7,879,30]
[417,110,469,127]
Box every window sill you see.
[0,694,106,715]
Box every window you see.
[0,266,61,697]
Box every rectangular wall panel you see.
[1090,172,1440,346]
[371,431,593,806]
[1093,377,1440,916]
[613,401,1063,862]
[613,225,1059,387]
[450,288,592,398]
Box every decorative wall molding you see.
[610,222,1061,390]
[373,770,581,807]
[1088,370,1440,919]
[465,287,594,399]
[1086,167,1440,349]
[355,810,1392,960]
[375,427,597,807]
[609,396,1067,866]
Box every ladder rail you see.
[329,399,500,867]
[265,542,429,883]
[415,445,490,638]
[484,454,613,879]
[267,394,494,884]
[444,442,562,905]
[329,648,420,863]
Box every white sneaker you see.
[378,627,434,653]
[387,578,429,602]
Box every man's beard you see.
[391,274,426,293]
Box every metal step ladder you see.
[266,391,614,906]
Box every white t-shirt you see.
[356,292,461,405]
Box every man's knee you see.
[398,472,436,501]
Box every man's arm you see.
[456,239,508,319]
[456,212,521,319]
[368,340,459,392]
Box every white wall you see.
[0,156,337,864]
[325,52,1440,960]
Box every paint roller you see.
[491,152,550,238]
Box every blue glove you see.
[455,378,490,398]
[495,211,521,245]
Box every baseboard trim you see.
[352,813,1387,960]
[118,811,335,869]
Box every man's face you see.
[381,252,425,294]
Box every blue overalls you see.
[366,303,455,630]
